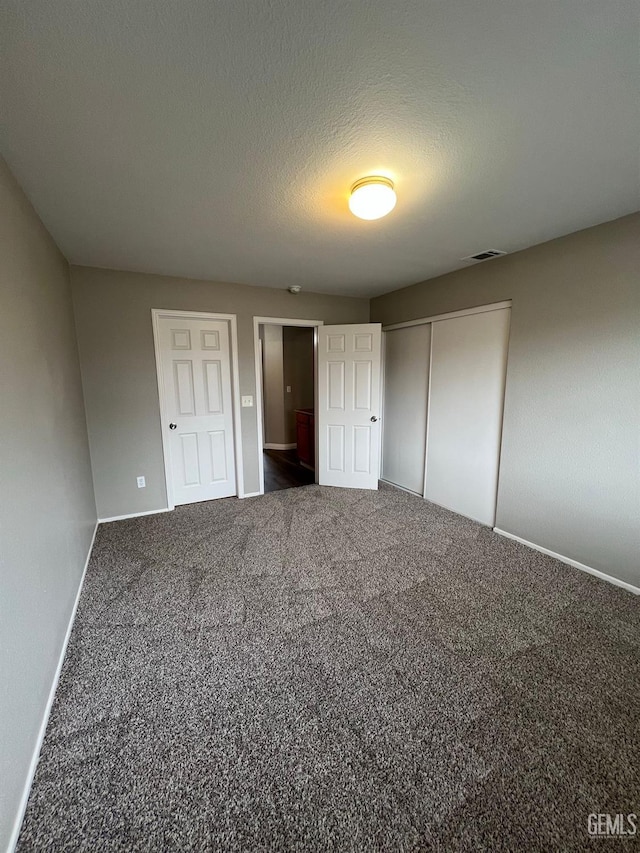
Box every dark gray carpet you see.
[18,485,639,852]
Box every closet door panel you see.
[425,308,510,525]
[382,324,431,494]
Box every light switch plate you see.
[241,395,254,407]
[286,386,292,393]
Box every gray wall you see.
[283,327,314,445]
[0,159,96,851]
[261,324,286,446]
[260,324,314,446]
[372,213,640,588]
[70,266,368,517]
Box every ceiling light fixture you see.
[349,176,397,220]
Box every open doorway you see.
[254,318,322,494]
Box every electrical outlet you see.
[241,395,254,407]
[286,385,292,393]
[137,476,146,488]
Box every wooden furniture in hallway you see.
[295,408,315,470]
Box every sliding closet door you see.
[382,324,431,494]
[425,308,510,525]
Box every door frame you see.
[253,316,323,496]
[152,308,245,509]
[381,299,512,332]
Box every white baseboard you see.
[493,528,639,595]
[7,520,99,853]
[98,507,171,524]
[241,491,263,499]
[263,443,297,451]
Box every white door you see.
[318,323,382,489]
[424,307,510,525]
[157,315,237,505]
[382,324,431,494]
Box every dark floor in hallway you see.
[263,448,315,493]
[17,484,639,852]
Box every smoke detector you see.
[462,249,507,263]
[288,285,302,294]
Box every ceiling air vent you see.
[462,249,507,262]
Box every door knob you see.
[370,416,378,423]
[169,423,177,430]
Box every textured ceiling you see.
[1,1,639,297]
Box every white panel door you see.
[425,308,510,525]
[158,316,236,505]
[382,324,431,494]
[318,324,382,489]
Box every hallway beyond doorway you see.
[263,449,314,493]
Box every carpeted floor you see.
[18,485,639,851]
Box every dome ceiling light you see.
[348,176,397,220]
